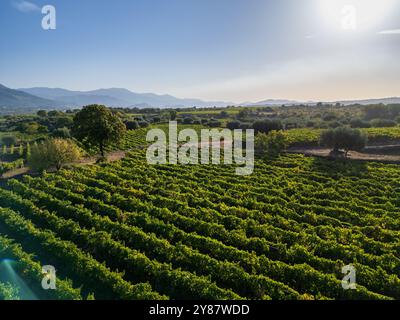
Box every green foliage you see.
[370,119,397,128]
[169,110,177,121]
[48,110,63,117]
[72,105,126,156]
[0,159,24,175]
[28,138,82,171]
[1,135,18,146]
[208,119,222,128]
[138,121,149,128]
[183,117,193,125]
[124,120,139,130]
[252,119,283,134]
[18,144,24,157]
[19,122,48,134]
[0,235,82,300]
[255,131,288,158]
[37,110,48,117]
[350,118,371,128]
[1,124,400,300]
[226,121,242,130]
[51,127,71,138]
[320,127,367,156]
[0,282,20,300]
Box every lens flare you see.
[0,259,38,300]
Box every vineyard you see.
[285,127,400,146]
[0,125,399,300]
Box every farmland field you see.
[0,127,399,300]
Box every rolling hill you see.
[0,84,58,110]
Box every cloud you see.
[12,1,40,13]
[378,29,400,35]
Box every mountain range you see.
[17,86,230,109]
[0,84,56,108]
[0,84,399,113]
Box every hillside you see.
[0,84,58,111]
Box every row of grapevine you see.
[0,206,165,300]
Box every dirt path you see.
[73,150,127,166]
[287,146,400,164]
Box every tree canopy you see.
[72,105,126,156]
[255,131,288,158]
[252,119,283,134]
[320,127,367,157]
[28,138,82,171]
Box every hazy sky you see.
[1,0,400,102]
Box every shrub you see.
[138,121,149,128]
[328,121,343,129]
[322,113,337,121]
[52,127,71,138]
[183,118,194,125]
[124,120,139,130]
[350,118,371,128]
[37,110,48,117]
[306,121,315,128]
[255,131,288,158]
[370,119,397,128]
[48,110,63,117]
[252,119,283,134]
[208,120,222,128]
[28,139,82,171]
[151,117,161,124]
[1,136,18,146]
[239,123,251,130]
[226,121,241,130]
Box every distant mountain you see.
[336,97,400,105]
[245,99,304,106]
[19,87,229,108]
[3,83,399,111]
[0,84,58,111]
[245,97,400,107]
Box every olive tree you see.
[28,138,82,171]
[320,127,367,157]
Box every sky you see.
[0,0,400,103]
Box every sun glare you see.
[318,0,397,33]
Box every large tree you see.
[72,105,126,156]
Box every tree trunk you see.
[99,141,104,157]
